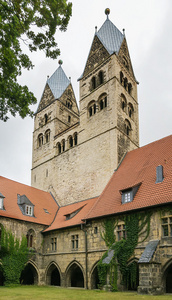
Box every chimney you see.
[156,165,164,183]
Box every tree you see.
[0,227,30,285]
[0,0,72,121]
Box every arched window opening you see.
[93,103,96,114]
[98,71,104,85]
[125,119,131,136]
[120,71,123,85]
[128,83,132,95]
[166,264,172,293]
[69,136,73,148]
[100,100,103,110]
[74,133,77,146]
[38,134,43,147]
[124,77,128,90]
[62,139,65,152]
[26,229,35,248]
[128,103,134,118]
[45,129,50,143]
[57,143,61,155]
[20,263,38,285]
[91,76,96,90]
[98,94,107,111]
[68,115,71,123]
[121,94,127,112]
[44,114,48,124]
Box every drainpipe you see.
[81,224,88,289]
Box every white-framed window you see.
[0,198,3,209]
[25,205,33,216]
[124,191,131,203]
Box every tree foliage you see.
[0,227,30,285]
[0,0,72,121]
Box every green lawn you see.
[0,286,172,300]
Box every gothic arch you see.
[90,261,100,289]
[46,262,61,286]
[126,258,139,291]
[65,260,85,288]
[20,261,39,285]
[98,71,104,85]
[162,259,172,293]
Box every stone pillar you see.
[138,263,163,295]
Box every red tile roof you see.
[43,197,98,232]
[0,177,58,225]
[85,135,172,220]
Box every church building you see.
[0,9,172,294]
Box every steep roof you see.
[0,177,58,225]
[97,17,124,55]
[85,135,172,220]
[47,65,70,99]
[43,197,98,232]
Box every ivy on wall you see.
[0,227,30,285]
[98,211,152,291]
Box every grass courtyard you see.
[0,286,172,300]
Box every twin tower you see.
[31,11,139,206]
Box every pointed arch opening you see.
[121,94,127,112]
[20,262,38,285]
[73,132,78,146]
[88,101,96,118]
[62,139,65,152]
[57,142,61,155]
[128,103,134,118]
[46,263,61,286]
[162,260,172,293]
[90,263,100,289]
[126,260,139,291]
[66,262,84,288]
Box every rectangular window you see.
[162,217,172,237]
[71,235,78,250]
[117,224,126,241]
[25,205,33,216]
[122,189,133,204]
[51,237,57,252]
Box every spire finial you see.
[105,8,110,19]
[95,26,97,33]
[123,28,125,36]
[58,59,63,65]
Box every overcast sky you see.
[0,0,172,186]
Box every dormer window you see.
[122,189,132,203]
[121,184,141,204]
[0,193,5,210]
[17,194,34,217]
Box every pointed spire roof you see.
[97,17,124,55]
[78,11,124,80]
[47,63,70,99]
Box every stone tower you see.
[31,10,139,205]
